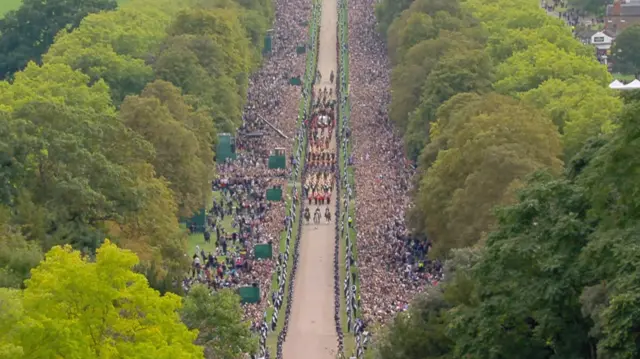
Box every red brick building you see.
[606,0,640,35]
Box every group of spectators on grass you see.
[346,0,443,325]
[541,0,590,28]
[184,0,313,329]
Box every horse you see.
[325,208,331,223]
[304,209,311,224]
[313,211,321,224]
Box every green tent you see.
[296,45,306,54]
[238,286,260,304]
[254,243,273,259]
[216,133,236,163]
[289,76,302,86]
[266,187,283,201]
[268,148,286,169]
[262,34,273,54]
[181,208,206,232]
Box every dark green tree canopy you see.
[612,24,640,78]
[0,0,117,79]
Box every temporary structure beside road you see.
[622,79,640,89]
[609,80,625,89]
[609,79,640,90]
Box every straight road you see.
[282,0,339,357]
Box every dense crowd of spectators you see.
[184,0,313,330]
[346,0,443,325]
[541,0,591,27]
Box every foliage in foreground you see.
[0,241,203,359]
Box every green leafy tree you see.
[6,102,150,250]
[0,62,188,286]
[449,172,595,359]
[612,24,640,79]
[494,41,611,94]
[168,8,252,83]
[155,4,259,133]
[181,286,258,359]
[2,241,203,358]
[521,76,620,158]
[0,211,43,289]
[120,80,214,217]
[414,93,563,257]
[375,0,414,35]
[389,31,483,133]
[194,0,272,66]
[576,99,640,359]
[0,288,23,359]
[403,48,494,160]
[375,287,453,359]
[387,11,437,64]
[0,0,117,79]
[154,34,244,132]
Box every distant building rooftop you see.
[606,2,640,16]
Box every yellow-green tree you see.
[0,62,114,114]
[494,41,611,94]
[0,288,24,359]
[414,93,563,257]
[1,241,203,358]
[43,0,197,103]
[521,76,621,158]
[486,23,593,64]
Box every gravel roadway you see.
[282,0,339,357]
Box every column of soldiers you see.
[307,87,337,171]
[304,172,334,206]
[303,87,337,225]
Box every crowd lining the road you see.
[183,0,314,338]
[184,0,451,354]
[346,0,443,326]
